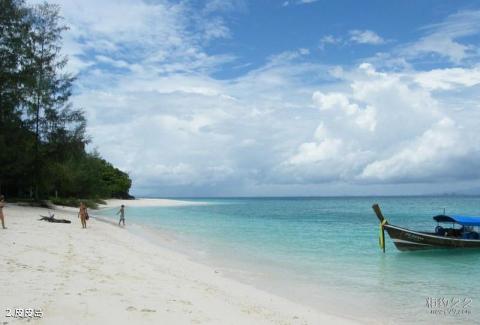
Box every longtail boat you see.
[372,204,480,252]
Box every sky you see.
[29,0,480,197]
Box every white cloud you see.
[204,0,247,14]
[202,17,231,41]
[283,0,319,7]
[319,30,384,50]
[413,66,480,90]
[265,48,311,67]
[79,43,480,194]
[319,35,342,50]
[359,117,475,182]
[276,63,480,185]
[28,0,234,76]
[402,10,480,63]
[349,29,385,45]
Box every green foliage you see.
[0,0,132,200]
[45,153,132,199]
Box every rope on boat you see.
[379,219,387,252]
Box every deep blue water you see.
[98,196,480,324]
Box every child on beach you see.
[78,202,88,229]
[117,205,125,226]
[0,195,6,229]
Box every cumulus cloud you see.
[359,118,473,182]
[71,42,328,194]
[277,63,480,185]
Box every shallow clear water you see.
[98,197,480,324]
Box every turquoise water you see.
[98,197,480,324]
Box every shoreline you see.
[0,201,360,324]
[100,198,209,209]
[95,201,380,325]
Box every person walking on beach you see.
[117,205,125,226]
[0,195,6,229]
[78,202,88,229]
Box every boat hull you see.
[384,224,480,251]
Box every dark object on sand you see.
[39,214,71,224]
[373,204,480,252]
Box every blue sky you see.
[30,0,480,196]
[203,0,480,76]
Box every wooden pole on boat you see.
[372,204,387,253]
[372,204,386,223]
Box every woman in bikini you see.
[78,202,88,229]
[0,195,6,229]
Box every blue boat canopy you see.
[433,215,480,226]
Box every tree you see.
[0,0,132,201]
[23,3,74,199]
[0,0,33,196]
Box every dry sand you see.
[0,200,360,324]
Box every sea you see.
[97,196,480,324]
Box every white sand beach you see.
[0,200,359,325]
